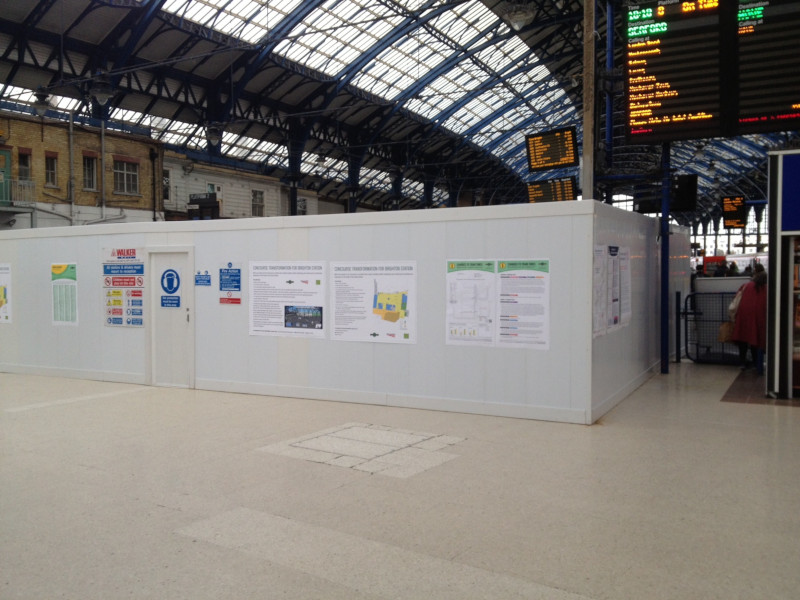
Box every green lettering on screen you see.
[627,22,668,38]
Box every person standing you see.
[731,264,768,374]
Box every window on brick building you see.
[162,169,170,204]
[113,159,139,194]
[18,153,31,180]
[45,155,58,186]
[252,189,264,217]
[83,156,97,190]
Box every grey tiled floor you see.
[2,362,799,599]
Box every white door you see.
[150,249,194,387]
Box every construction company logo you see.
[108,248,139,261]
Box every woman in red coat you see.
[732,265,768,374]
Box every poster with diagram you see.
[331,261,416,343]
[0,263,11,323]
[249,261,326,338]
[445,259,551,349]
[51,263,78,325]
[445,260,496,346]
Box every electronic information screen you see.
[527,177,578,203]
[625,0,800,142]
[525,127,579,172]
[626,0,725,143]
[737,0,800,133]
[722,195,748,228]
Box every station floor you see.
[2,362,799,600]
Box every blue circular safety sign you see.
[161,269,180,294]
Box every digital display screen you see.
[625,0,800,142]
[722,195,748,228]
[627,0,723,143]
[525,127,579,172]
[737,0,800,133]
[527,177,578,203]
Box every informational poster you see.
[445,260,496,346]
[496,260,550,349]
[331,261,416,343]
[618,247,632,326]
[219,262,242,304]
[51,263,78,325]
[249,261,326,338]
[592,246,608,337]
[606,247,621,328]
[102,247,145,327]
[593,245,632,336]
[0,263,11,323]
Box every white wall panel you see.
[589,203,690,421]
[0,202,669,423]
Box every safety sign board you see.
[160,268,181,308]
[219,262,242,304]
[195,270,212,286]
[103,249,145,327]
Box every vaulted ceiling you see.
[1,0,797,218]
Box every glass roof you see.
[157,0,578,182]
[161,0,306,45]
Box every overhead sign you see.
[722,195,748,228]
[527,177,577,202]
[625,0,800,143]
[525,127,579,172]
[188,192,217,206]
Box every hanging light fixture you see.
[32,87,51,116]
[503,1,536,31]
[89,70,114,107]
[206,125,223,147]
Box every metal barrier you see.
[0,179,35,207]
[683,292,741,364]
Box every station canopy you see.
[0,0,797,218]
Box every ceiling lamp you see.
[503,2,536,31]
[32,87,50,116]
[90,71,114,106]
[206,125,223,147]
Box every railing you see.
[683,292,741,365]
[0,179,36,207]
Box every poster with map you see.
[331,261,416,343]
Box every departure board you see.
[625,0,800,142]
[525,127,579,172]
[626,0,724,143]
[722,195,748,228]
[527,177,577,203]
[737,0,800,133]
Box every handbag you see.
[718,320,734,343]
[728,288,743,321]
